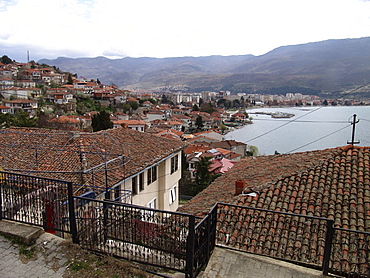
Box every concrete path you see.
[0,220,333,278]
[201,247,327,278]
[0,220,68,278]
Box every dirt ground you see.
[60,241,155,278]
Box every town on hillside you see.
[1,55,370,278]
[1,55,369,195]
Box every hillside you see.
[39,37,370,97]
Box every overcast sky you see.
[1,0,370,62]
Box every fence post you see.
[206,213,211,260]
[0,174,2,221]
[67,182,78,244]
[186,215,195,278]
[322,219,334,276]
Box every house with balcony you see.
[3,99,38,114]
[112,119,147,132]
[15,80,36,88]
[0,105,12,114]
[0,127,186,212]
[46,89,74,104]
[0,77,14,88]
[0,87,29,99]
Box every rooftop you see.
[0,127,185,193]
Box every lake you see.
[225,106,370,155]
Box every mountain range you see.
[39,37,370,97]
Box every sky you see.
[1,0,370,62]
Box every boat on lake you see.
[271,112,295,118]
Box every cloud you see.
[1,0,370,62]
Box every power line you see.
[285,124,352,154]
[336,82,370,99]
[244,79,370,145]
[244,107,323,143]
[252,118,349,124]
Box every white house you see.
[46,90,74,104]
[0,77,14,88]
[0,128,186,212]
[0,105,12,114]
[3,99,38,114]
[112,120,147,132]
[0,87,28,99]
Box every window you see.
[132,176,137,195]
[171,155,178,174]
[169,186,176,205]
[147,198,156,209]
[139,173,144,191]
[152,166,157,182]
[147,168,152,185]
[143,198,157,222]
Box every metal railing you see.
[216,203,370,278]
[1,171,369,278]
[0,171,73,236]
[72,196,211,278]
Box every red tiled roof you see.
[179,146,346,216]
[0,127,186,194]
[179,145,370,275]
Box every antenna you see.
[347,114,360,145]
[27,51,30,62]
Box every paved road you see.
[0,233,67,278]
[0,219,327,278]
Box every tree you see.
[67,74,73,85]
[128,100,139,111]
[219,124,227,134]
[91,110,113,132]
[194,156,217,193]
[192,104,199,111]
[1,55,13,64]
[200,101,214,114]
[195,115,204,130]
[246,145,259,156]
[199,98,204,106]
[0,112,37,128]
[14,112,37,127]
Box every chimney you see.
[235,179,246,195]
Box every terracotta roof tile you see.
[180,145,370,276]
[0,127,185,194]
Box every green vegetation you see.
[0,55,13,64]
[195,115,203,130]
[181,156,221,196]
[76,94,101,114]
[0,112,37,128]
[69,260,91,272]
[19,245,36,259]
[91,110,113,132]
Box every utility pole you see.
[347,114,360,145]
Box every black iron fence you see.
[216,203,370,278]
[1,171,370,278]
[71,196,217,278]
[0,171,73,236]
[0,171,214,277]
